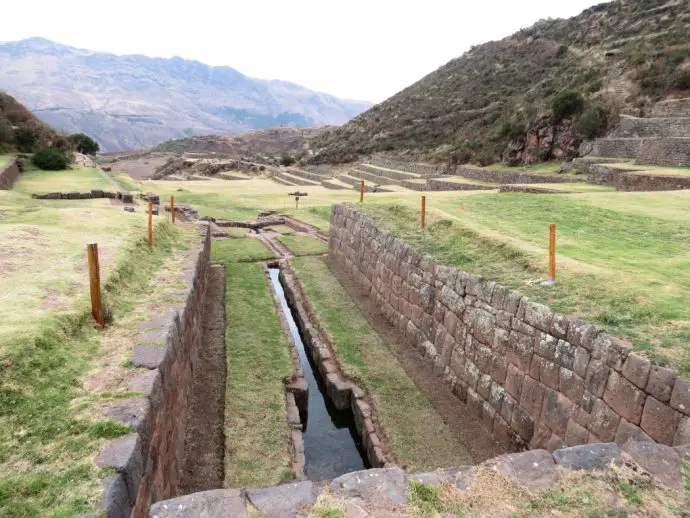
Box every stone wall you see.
[615,173,690,192]
[453,165,583,185]
[634,138,690,167]
[328,204,690,453]
[588,138,641,160]
[425,179,494,191]
[0,159,20,189]
[649,98,690,118]
[95,227,211,518]
[614,117,690,138]
[368,157,440,176]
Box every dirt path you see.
[324,257,507,464]
[180,264,227,493]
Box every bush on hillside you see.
[280,154,296,166]
[551,90,585,121]
[14,124,44,153]
[33,148,71,170]
[575,106,607,140]
[69,133,100,155]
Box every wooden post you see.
[548,223,556,283]
[170,196,175,224]
[148,201,153,248]
[421,195,426,229]
[87,243,105,328]
[360,180,365,203]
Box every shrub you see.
[14,124,43,152]
[673,70,690,90]
[551,90,585,121]
[498,120,526,141]
[280,154,296,166]
[33,148,71,170]
[575,106,607,140]
[69,133,100,155]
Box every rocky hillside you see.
[312,0,690,165]
[0,38,371,152]
[0,91,58,153]
[152,126,333,159]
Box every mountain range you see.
[0,38,371,152]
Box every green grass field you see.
[292,256,474,470]
[210,250,293,487]
[279,235,328,256]
[13,167,113,195]
[211,237,275,262]
[0,154,14,168]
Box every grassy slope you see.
[278,235,328,256]
[211,237,274,262]
[211,243,293,487]
[0,155,13,168]
[13,168,113,194]
[292,256,474,471]
[0,222,190,517]
[365,192,690,372]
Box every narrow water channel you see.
[268,268,369,480]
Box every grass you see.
[0,221,190,517]
[278,235,328,256]
[364,193,690,373]
[209,252,293,488]
[484,161,570,176]
[13,167,113,195]
[109,171,141,192]
[605,163,690,177]
[211,237,274,263]
[291,256,474,471]
[265,224,295,234]
[0,154,13,168]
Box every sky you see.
[3,0,602,103]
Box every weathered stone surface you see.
[330,468,407,505]
[541,389,574,437]
[553,443,622,470]
[100,475,131,518]
[585,360,610,398]
[550,314,570,340]
[603,371,646,425]
[573,347,590,378]
[246,482,316,518]
[408,466,477,490]
[150,489,247,518]
[640,396,682,445]
[131,345,167,369]
[559,368,584,403]
[523,302,553,333]
[670,378,690,416]
[615,418,653,446]
[505,363,523,400]
[105,397,150,439]
[621,354,651,390]
[547,434,565,453]
[486,450,557,493]
[673,417,690,446]
[593,334,629,372]
[507,331,533,372]
[646,365,676,403]
[566,319,599,351]
[588,399,620,443]
[621,441,683,489]
[94,434,142,505]
[511,406,535,443]
[674,443,690,461]
[564,419,589,446]
[520,376,546,420]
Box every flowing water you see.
[269,268,369,480]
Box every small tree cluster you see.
[575,106,607,140]
[32,148,71,170]
[69,133,100,155]
[551,90,585,121]
[280,154,296,166]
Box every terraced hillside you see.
[311,0,690,165]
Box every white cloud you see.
[3,0,601,102]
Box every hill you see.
[0,38,372,152]
[0,91,58,153]
[152,126,333,158]
[311,0,690,166]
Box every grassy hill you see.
[0,92,58,153]
[311,0,690,166]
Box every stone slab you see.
[486,450,557,494]
[330,468,408,505]
[150,489,247,518]
[246,481,316,518]
[552,443,622,470]
[621,440,683,489]
[131,345,167,369]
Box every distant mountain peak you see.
[0,38,371,151]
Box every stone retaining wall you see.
[329,204,690,453]
[634,138,690,167]
[587,139,641,160]
[453,165,582,185]
[0,158,20,189]
[368,158,440,176]
[426,178,495,191]
[96,226,211,518]
[32,190,134,202]
[615,173,690,192]
[614,117,690,138]
[498,185,573,194]
[649,98,690,118]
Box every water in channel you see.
[268,268,369,480]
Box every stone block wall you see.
[649,98,690,118]
[0,159,20,189]
[634,138,690,167]
[588,139,641,160]
[614,117,690,138]
[615,173,690,192]
[96,228,211,518]
[329,204,690,453]
[453,165,583,185]
[368,158,440,176]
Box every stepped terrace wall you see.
[0,158,20,189]
[649,98,690,118]
[329,204,690,453]
[634,138,690,167]
[615,172,690,192]
[614,117,690,138]
[453,165,583,185]
[96,227,211,518]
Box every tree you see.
[33,148,70,170]
[69,133,100,155]
[575,106,607,140]
[551,90,585,121]
[280,154,296,166]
